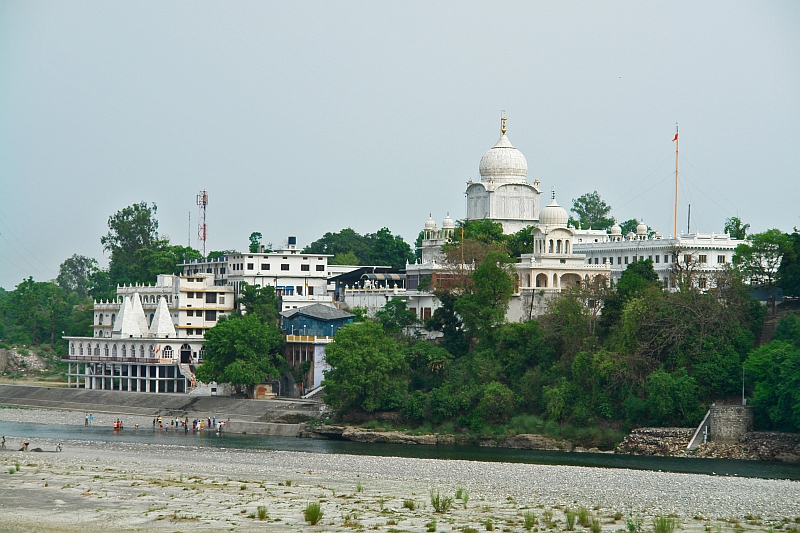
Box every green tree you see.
[130,245,202,283]
[8,278,69,345]
[615,258,660,300]
[505,226,535,257]
[248,232,263,253]
[619,218,639,236]
[475,381,517,425]
[208,249,239,259]
[570,191,615,230]
[101,202,160,261]
[734,229,792,296]
[454,251,516,341]
[368,227,414,269]
[330,251,359,265]
[777,229,800,297]
[194,313,284,396]
[724,217,750,240]
[744,339,800,431]
[56,254,98,298]
[237,282,279,324]
[322,321,408,412]
[304,228,372,265]
[375,297,418,337]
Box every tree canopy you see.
[570,191,615,230]
[724,217,750,240]
[734,229,792,296]
[303,227,413,268]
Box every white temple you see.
[465,114,541,234]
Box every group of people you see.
[84,413,93,426]
[151,415,227,434]
[1,436,61,452]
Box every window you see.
[594,258,599,264]
[699,277,707,290]
[98,314,103,325]
[316,264,325,271]
[187,292,194,298]
[112,344,117,357]
[206,310,217,321]
[624,257,629,264]
[718,255,726,264]
[301,264,310,271]
[698,255,707,264]
[617,257,622,265]
[163,346,173,358]
[205,292,217,303]
[664,255,669,263]
[308,286,314,295]
[296,286,303,295]
[247,263,254,270]
[187,310,193,317]
[187,328,193,335]
[655,255,660,263]
[281,264,290,270]
[261,263,268,270]
[219,296,225,305]
[70,343,75,355]
[648,255,652,261]
[121,345,126,357]
[104,344,109,356]
[684,254,693,264]
[423,307,432,320]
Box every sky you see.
[1,1,798,290]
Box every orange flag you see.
[673,132,678,142]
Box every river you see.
[1,420,798,481]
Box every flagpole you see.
[673,124,679,238]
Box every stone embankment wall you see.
[708,405,754,443]
[302,425,575,451]
[616,427,800,463]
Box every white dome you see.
[610,224,622,235]
[442,214,455,229]
[479,134,528,183]
[626,231,636,240]
[636,221,648,235]
[424,214,437,230]
[538,198,569,226]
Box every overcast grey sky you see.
[1,1,798,290]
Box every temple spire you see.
[501,110,507,135]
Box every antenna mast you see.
[196,190,208,257]
[673,124,679,238]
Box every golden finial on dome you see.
[501,110,507,135]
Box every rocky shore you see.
[617,428,800,462]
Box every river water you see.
[1,420,798,481]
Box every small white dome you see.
[610,224,622,235]
[654,231,662,239]
[636,221,648,235]
[538,198,569,226]
[479,134,528,183]
[424,214,437,230]
[442,214,455,229]
[626,231,636,240]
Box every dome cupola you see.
[424,214,437,230]
[538,190,569,227]
[479,114,528,183]
[610,223,622,236]
[636,221,648,238]
[442,213,455,229]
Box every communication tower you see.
[196,190,208,257]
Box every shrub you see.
[523,511,538,530]
[653,516,678,533]
[356,481,364,492]
[591,518,602,533]
[257,506,268,520]
[464,527,479,533]
[426,518,437,532]
[403,499,416,510]
[431,490,454,513]
[304,502,323,525]
[485,519,494,531]
[565,509,576,531]
[627,513,644,533]
[543,509,553,525]
[578,507,591,527]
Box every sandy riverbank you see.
[1,408,800,532]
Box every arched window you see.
[130,345,136,358]
[557,240,562,253]
[149,345,155,357]
[70,343,75,355]
[104,344,109,357]
[535,273,547,288]
[98,314,103,325]
[94,344,100,356]
[526,274,531,287]
[122,344,126,357]
[112,344,117,357]
[199,346,206,359]
[553,273,558,287]
[150,313,154,326]
[548,240,554,253]
[111,313,115,326]
[78,343,83,356]
[140,345,145,359]
[163,345,174,358]
[565,241,570,254]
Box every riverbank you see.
[2,426,800,532]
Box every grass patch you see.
[578,507,591,528]
[304,502,323,525]
[523,511,538,530]
[257,505,268,520]
[431,490,454,513]
[565,509,576,531]
[426,518,437,532]
[653,516,679,533]
[403,499,416,510]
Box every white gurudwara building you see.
[465,115,541,234]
